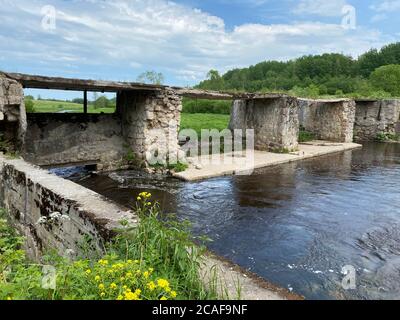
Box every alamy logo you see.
[41,265,57,290]
[341,265,356,290]
[41,5,57,31]
[341,5,357,30]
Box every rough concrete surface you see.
[0,155,136,261]
[174,141,362,181]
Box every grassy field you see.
[30,100,115,114]
[180,113,230,134]
[28,99,230,132]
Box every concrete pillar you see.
[354,99,400,141]
[0,74,27,149]
[117,88,182,164]
[229,97,299,152]
[298,99,356,143]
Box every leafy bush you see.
[299,129,316,143]
[24,99,35,113]
[0,193,216,300]
[376,132,400,142]
[370,65,400,97]
[182,98,232,115]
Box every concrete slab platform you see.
[174,141,362,181]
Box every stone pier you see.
[117,88,182,164]
[354,99,400,141]
[0,75,27,149]
[298,99,356,143]
[229,96,299,152]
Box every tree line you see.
[197,42,400,98]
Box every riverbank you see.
[0,155,297,300]
[174,141,362,181]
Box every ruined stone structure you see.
[2,71,399,173]
[0,155,135,260]
[0,72,184,170]
[354,99,400,141]
[23,113,125,170]
[229,96,299,152]
[0,75,27,148]
[298,99,356,143]
[117,89,182,164]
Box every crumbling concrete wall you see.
[117,89,182,163]
[0,74,27,148]
[229,97,299,152]
[22,114,125,170]
[0,155,135,261]
[298,99,356,143]
[354,100,400,141]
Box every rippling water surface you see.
[54,143,400,300]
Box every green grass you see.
[299,129,316,143]
[30,100,115,114]
[180,113,230,135]
[0,194,220,300]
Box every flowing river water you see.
[54,142,400,300]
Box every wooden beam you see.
[3,72,165,92]
[83,90,88,114]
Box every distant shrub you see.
[182,98,232,115]
[24,99,35,113]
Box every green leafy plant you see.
[0,193,219,300]
[376,132,400,142]
[299,128,316,143]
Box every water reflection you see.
[57,142,400,300]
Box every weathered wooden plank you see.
[3,72,164,92]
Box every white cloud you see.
[0,0,393,84]
[293,0,348,17]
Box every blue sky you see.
[0,0,399,99]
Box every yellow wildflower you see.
[135,270,141,276]
[157,279,170,289]
[7,297,12,300]
[125,291,140,300]
[147,281,156,291]
[99,284,105,291]
[117,295,124,300]
[100,292,106,298]
[85,269,92,275]
[170,291,177,298]
[149,268,154,273]
[95,275,101,282]
[127,260,133,264]
[120,277,125,282]
[137,197,141,201]
[98,259,108,266]
[126,272,133,278]
[160,296,168,301]
[110,283,118,290]
[143,271,150,279]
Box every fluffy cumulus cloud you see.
[0,0,393,85]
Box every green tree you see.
[370,64,400,96]
[137,71,164,85]
[94,96,110,109]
